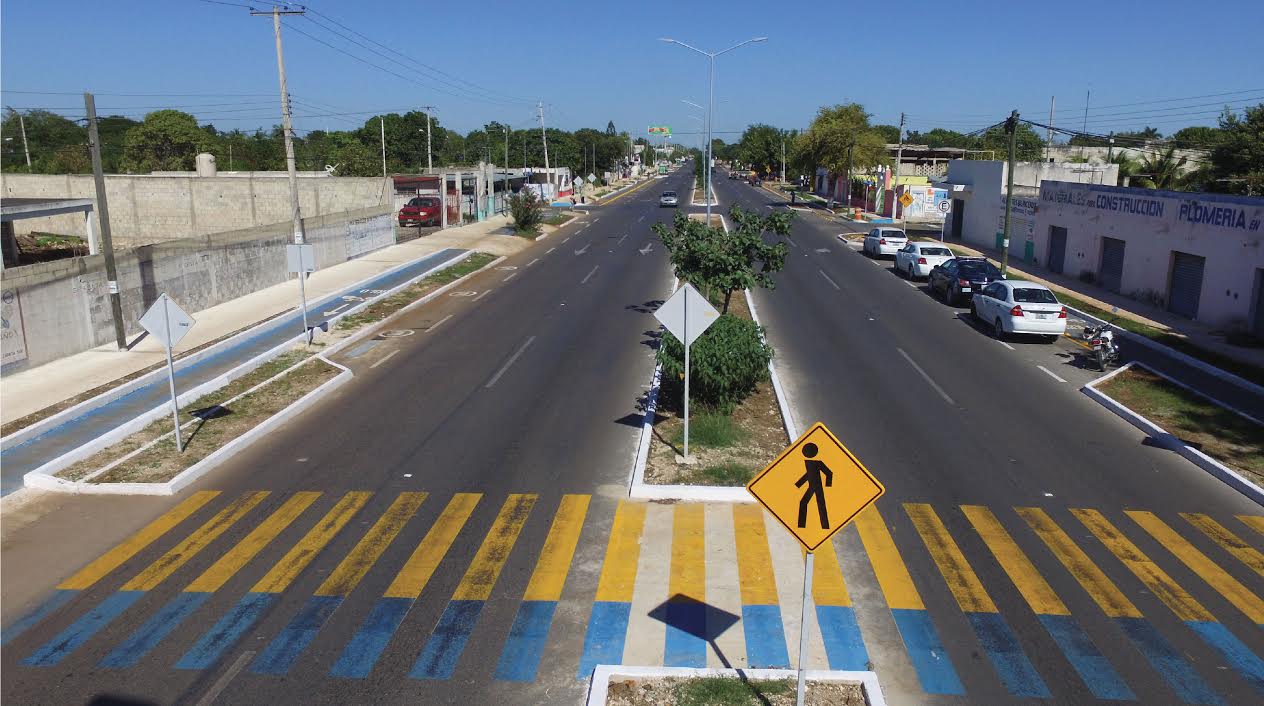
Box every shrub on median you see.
[657,313,771,414]
[508,189,544,233]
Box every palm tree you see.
[1106,152,1143,186]
[1134,146,1188,190]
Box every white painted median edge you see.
[1083,361,1264,506]
[24,358,353,496]
[585,665,886,706]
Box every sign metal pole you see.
[162,297,184,453]
[299,268,310,344]
[683,291,690,459]
[796,550,814,706]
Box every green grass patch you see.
[669,412,742,449]
[336,252,496,330]
[683,461,758,486]
[544,213,573,226]
[1099,366,1264,482]
[673,677,793,706]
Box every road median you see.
[1084,361,1264,503]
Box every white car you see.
[659,191,678,207]
[862,227,908,258]
[895,242,954,279]
[971,280,1067,341]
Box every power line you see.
[1,89,276,97]
[299,4,532,106]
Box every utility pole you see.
[538,102,551,195]
[6,107,32,168]
[379,116,387,177]
[1045,96,1055,162]
[1107,131,1115,162]
[1001,110,1019,278]
[84,92,126,350]
[781,136,786,185]
[845,142,854,211]
[252,5,305,246]
[894,112,905,221]
[1080,89,1090,159]
[419,105,435,172]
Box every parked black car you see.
[927,257,1005,306]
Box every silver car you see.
[659,191,678,207]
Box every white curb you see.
[627,228,799,501]
[1083,361,1264,506]
[585,665,886,706]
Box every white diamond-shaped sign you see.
[654,283,720,348]
[139,293,195,349]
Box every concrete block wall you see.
[0,173,388,247]
[0,205,393,371]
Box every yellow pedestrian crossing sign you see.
[746,422,885,551]
[899,192,915,208]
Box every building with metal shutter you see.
[1033,182,1264,332]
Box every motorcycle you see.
[1083,318,1120,371]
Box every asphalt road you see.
[713,172,1264,705]
[5,169,1263,706]
[0,172,687,706]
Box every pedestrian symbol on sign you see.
[746,422,884,551]
[795,443,833,529]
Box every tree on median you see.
[653,205,794,314]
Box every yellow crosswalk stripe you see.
[1072,508,1215,622]
[58,490,220,591]
[905,503,997,614]
[1183,513,1264,578]
[523,495,591,602]
[963,506,1068,616]
[252,491,371,594]
[1235,515,1264,537]
[121,491,268,592]
[595,500,646,603]
[453,494,537,601]
[1128,511,1264,624]
[670,504,706,603]
[854,505,924,611]
[185,492,320,593]
[811,540,852,607]
[1016,508,1141,618]
[315,492,427,597]
[384,493,481,599]
[732,504,780,606]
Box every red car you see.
[399,196,441,227]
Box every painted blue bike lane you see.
[1,248,469,495]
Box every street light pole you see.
[660,36,768,225]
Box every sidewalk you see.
[0,215,526,495]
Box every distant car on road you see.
[659,191,679,207]
[971,280,1067,341]
[927,257,1004,306]
[862,227,908,258]
[894,242,954,279]
[398,196,441,227]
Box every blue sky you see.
[3,0,1263,147]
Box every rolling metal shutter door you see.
[1048,227,1067,275]
[1100,237,1125,293]
[1168,251,1205,320]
